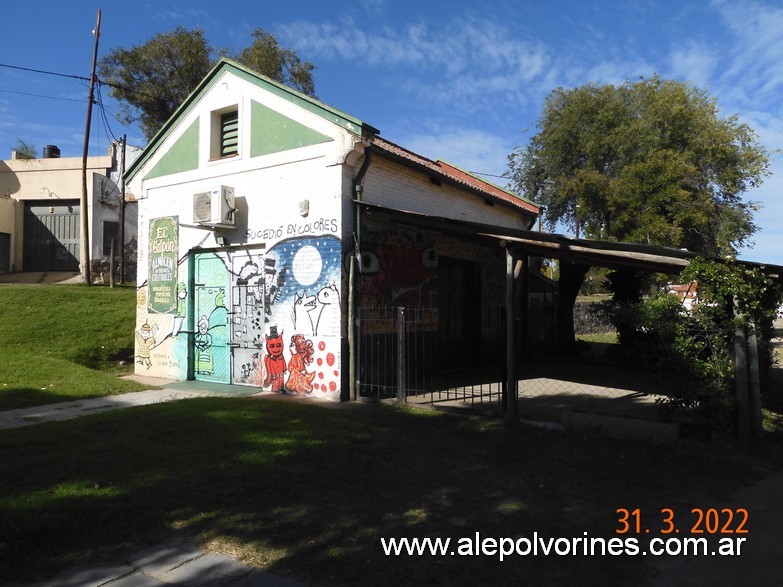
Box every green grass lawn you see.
[1,397,780,586]
[0,285,150,410]
[576,332,618,345]
[2,286,783,585]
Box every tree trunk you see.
[608,269,643,344]
[556,262,589,349]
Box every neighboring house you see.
[0,143,139,279]
[125,58,539,401]
[668,281,699,312]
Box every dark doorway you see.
[0,232,10,272]
[23,201,80,271]
[438,256,480,383]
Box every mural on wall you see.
[260,234,343,399]
[135,321,158,369]
[148,216,179,314]
[135,259,191,378]
[229,251,267,385]
[135,218,194,378]
[171,282,188,336]
[194,315,214,375]
[285,333,317,395]
[360,224,439,307]
[360,222,505,309]
[262,326,286,391]
[193,252,231,384]
[134,223,342,399]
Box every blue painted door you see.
[193,251,230,384]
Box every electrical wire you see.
[94,86,145,141]
[95,83,120,144]
[0,62,90,82]
[468,171,509,179]
[0,88,84,103]
[0,61,158,101]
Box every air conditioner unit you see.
[193,186,235,227]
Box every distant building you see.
[0,142,139,279]
[667,281,699,311]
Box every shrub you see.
[610,258,783,432]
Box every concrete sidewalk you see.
[30,540,305,587]
[0,387,213,430]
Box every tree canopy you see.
[98,27,316,141]
[11,140,36,159]
[506,76,770,256]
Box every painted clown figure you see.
[285,334,316,395]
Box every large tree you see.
[99,27,316,140]
[507,76,770,257]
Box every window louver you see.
[220,111,239,157]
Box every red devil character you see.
[263,326,286,392]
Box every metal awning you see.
[357,201,783,280]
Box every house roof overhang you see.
[369,137,539,219]
[357,201,783,281]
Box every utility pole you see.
[118,134,126,284]
[81,8,101,285]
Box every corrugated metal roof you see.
[358,201,783,280]
[370,136,539,215]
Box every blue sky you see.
[2,0,782,265]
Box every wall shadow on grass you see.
[0,397,771,585]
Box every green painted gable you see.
[126,58,377,184]
[250,100,333,157]
[144,119,200,181]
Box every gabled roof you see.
[124,58,539,219]
[125,58,378,182]
[370,136,539,216]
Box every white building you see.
[126,58,539,401]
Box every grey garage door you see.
[23,201,80,271]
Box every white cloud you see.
[711,0,783,106]
[282,16,552,109]
[360,0,386,13]
[398,128,515,179]
[669,42,719,88]
[735,153,783,260]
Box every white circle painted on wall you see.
[292,245,323,286]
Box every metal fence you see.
[356,306,507,407]
[356,304,767,444]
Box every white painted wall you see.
[362,156,531,230]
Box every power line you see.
[0,62,90,82]
[0,88,84,103]
[1,61,158,100]
[96,83,120,143]
[1,60,147,141]
[469,171,508,179]
[94,86,145,141]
